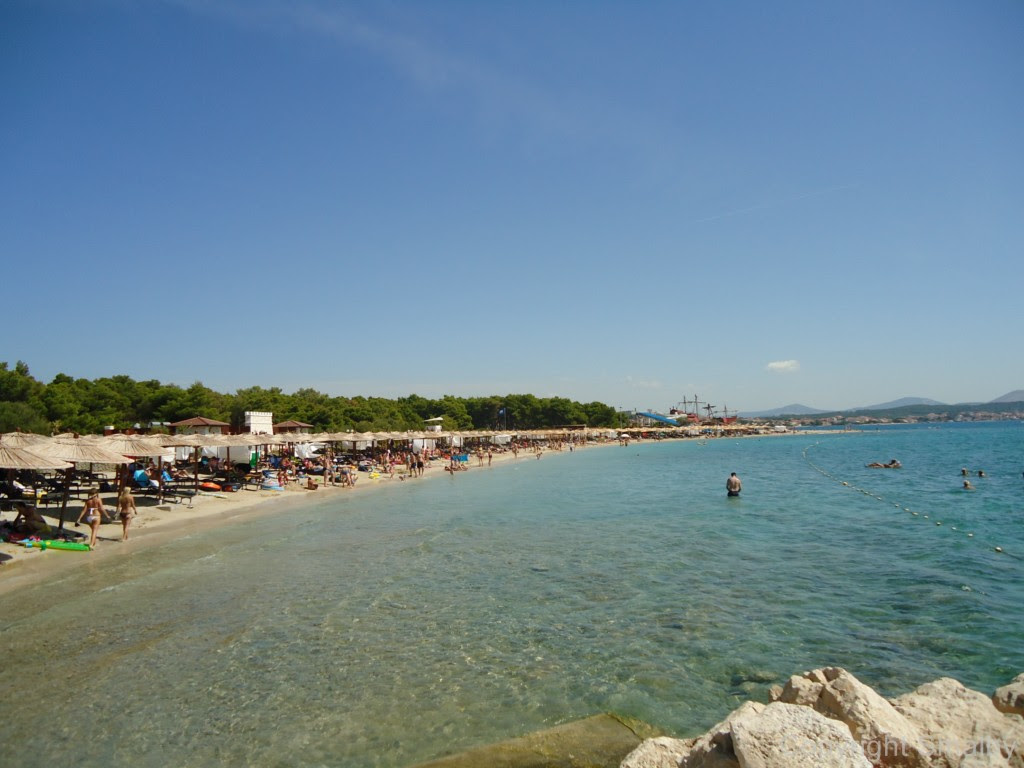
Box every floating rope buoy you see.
[804,440,1015,559]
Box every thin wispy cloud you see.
[626,376,663,390]
[766,360,800,373]
[155,0,659,156]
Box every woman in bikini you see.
[117,487,137,541]
[75,490,106,548]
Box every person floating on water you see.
[726,472,742,497]
[866,459,901,468]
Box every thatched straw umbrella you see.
[100,434,175,499]
[155,433,227,493]
[0,443,72,471]
[31,437,133,530]
[1,431,47,447]
[0,444,73,519]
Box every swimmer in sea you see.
[726,472,742,497]
[963,480,974,490]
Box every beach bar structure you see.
[169,416,230,435]
[273,420,313,435]
[168,415,246,465]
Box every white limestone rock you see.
[731,701,871,768]
[676,700,869,768]
[816,669,931,768]
[679,701,765,768]
[620,736,694,768]
[776,666,929,767]
[777,673,825,707]
[891,677,1024,768]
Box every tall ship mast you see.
[667,395,738,424]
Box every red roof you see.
[169,416,230,427]
[274,420,313,429]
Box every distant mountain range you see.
[991,389,1024,403]
[742,391,1022,418]
[854,397,946,411]
[742,403,829,417]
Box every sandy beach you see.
[0,443,549,594]
[1,430,821,594]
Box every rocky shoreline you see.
[406,667,1023,768]
[623,667,1024,768]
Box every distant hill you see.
[990,390,1024,403]
[855,397,945,411]
[741,404,829,417]
[741,393,1023,419]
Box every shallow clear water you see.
[2,423,1022,767]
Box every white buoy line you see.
[802,442,1014,559]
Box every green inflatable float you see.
[18,539,91,552]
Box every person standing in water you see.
[726,472,742,497]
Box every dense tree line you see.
[0,361,619,435]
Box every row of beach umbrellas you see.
[0,427,603,472]
[2,425,694,528]
[2,423,707,471]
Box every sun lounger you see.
[162,482,197,504]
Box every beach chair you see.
[242,472,263,491]
[0,481,33,502]
[131,470,162,497]
[162,482,197,504]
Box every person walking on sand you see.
[726,472,742,497]
[75,490,106,548]
[117,487,137,541]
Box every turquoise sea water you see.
[1,423,1022,767]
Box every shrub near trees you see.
[0,361,619,435]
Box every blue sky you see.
[3,0,1022,412]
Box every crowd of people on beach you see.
[1,437,575,546]
[0,429,718,556]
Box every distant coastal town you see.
[766,404,1024,428]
